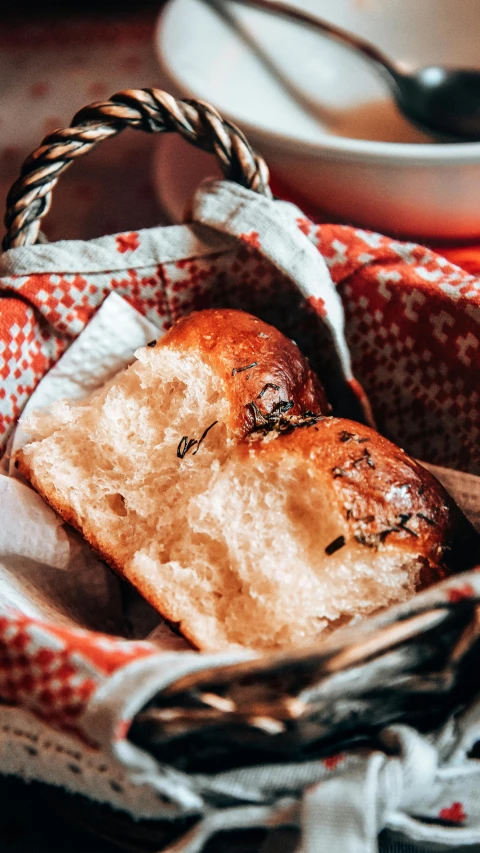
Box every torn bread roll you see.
[125,417,479,649]
[16,310,479,651]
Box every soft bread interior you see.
[20,345,426,651]
[129,442,423,650]
[19,346,230,574]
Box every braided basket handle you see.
[2,88,271,251]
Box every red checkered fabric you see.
[2,219,479,472]
[309,223,480,472]
[0,605,155,733]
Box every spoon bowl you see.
[397,68,480,141]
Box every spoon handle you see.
[225,0,401,88]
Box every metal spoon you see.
[226,0,480,142]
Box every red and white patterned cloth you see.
[0,175,479,725]
[2,180,479,472]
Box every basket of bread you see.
[1,88,480,853]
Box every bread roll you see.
[16,310,478,651]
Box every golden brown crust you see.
[246,417,480,584]
[157,309,330,437]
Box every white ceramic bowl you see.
[154,0,480,241]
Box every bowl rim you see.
[155,4,480,166]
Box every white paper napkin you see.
[0,293,190,647]
[9,291,160,464]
